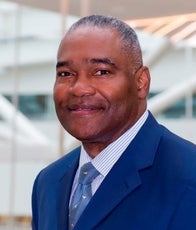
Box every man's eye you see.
[57,71,72,77]
[94,70,110,76]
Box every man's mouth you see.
[67,104,104,115]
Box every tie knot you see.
[79,162,99,185]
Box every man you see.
[32,15,196,230]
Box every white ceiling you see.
[127,13,196,46]
[7,0,196,20]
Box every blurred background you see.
[0,0,196,229]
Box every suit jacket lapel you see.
[56,149,80,230]
[74,113,164,230]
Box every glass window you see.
[162,99,185,118]
[4,94,55,120]
[148,91,196,118]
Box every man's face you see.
[54,26,148,147]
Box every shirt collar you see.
[79,110,148,177]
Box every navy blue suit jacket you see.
[32,113,196,230]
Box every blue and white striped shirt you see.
[71,110,148,196]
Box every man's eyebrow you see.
[56,61,72,69]
[56,58,117,68]
[89,58,116,67]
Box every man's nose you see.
[69,74,96,97]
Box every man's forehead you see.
[58,26,120,52]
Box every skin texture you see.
[54,26,150,158]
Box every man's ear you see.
[135,66,151,99]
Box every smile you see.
[68,104,104,115]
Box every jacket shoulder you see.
[37,146,80,182]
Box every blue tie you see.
[69,162,100,229]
